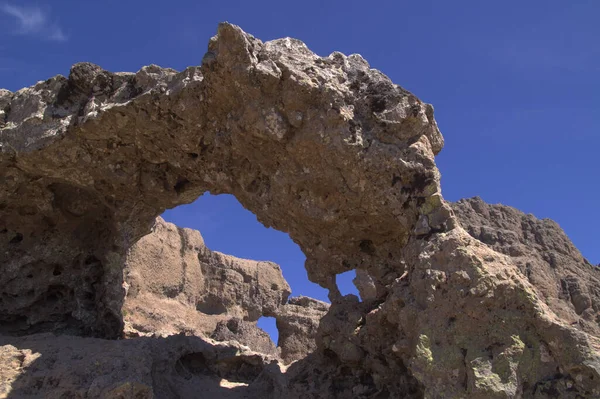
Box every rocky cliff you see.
[1,23,599,398]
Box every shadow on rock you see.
[0,333,285,398]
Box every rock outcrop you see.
[452,197,600,337]
[0,333,284,399]
[275,296,329,364]
[122,216,327,361]
[122,216,290,337]
[1,23,599,398]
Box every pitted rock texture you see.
[275,296,329,364]
[0,22,450,340]
[1,22,599,398]
[211,318,278,357]
[452,197,600,336]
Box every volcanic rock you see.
[276,296,329,364]
[1,22,599,398]
[452,197,600,336]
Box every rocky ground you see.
[1,23,599,398]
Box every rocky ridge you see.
[1,23,599,398]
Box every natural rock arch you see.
[0,23,449,337]
[2,23,599,398]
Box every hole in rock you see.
[162,193,330,343]
[195,294,227,315]
[257,316,278,345]
[336,270,361,299]
[9,232,23,244]
[52,265,63,276]
[214,356,264,384]
[176,352,209,378]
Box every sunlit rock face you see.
[1,23,599,398]
[122,216,327,362]
[452,197,600,335]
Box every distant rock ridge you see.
[1,22,599,398]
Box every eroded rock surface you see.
[276,296,329,364]
[1,22,599,398]
[0,333,284,399]
[453,197,600,336]
[122,216,325,361]
[123,217,290,337]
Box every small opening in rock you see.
[177,352,209,377]
[46,285,66,303]
[336,270,361,299]
[359,239,376,255]
[174,178,191,194]
[9,232,23,244]
[214,356,264,384]
[257,316,278,345]
[196,294,227,315]
[84,255,99,266]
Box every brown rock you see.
[1,23,599,398]
[122,217,290,342]
[122,216,327,363]
[452,197,600,336]
[211,318,278,357]
[0,333,283,399]
[275,296,329,364]
[1,22,449,340]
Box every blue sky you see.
[2,1,598,342]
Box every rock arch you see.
[2,23,599,397]
[1,23,449,337]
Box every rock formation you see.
[452,197,600,337]
[122,216,289,337]
[275,296,329,364]
[122,216,327,361]
[1,22,599,398]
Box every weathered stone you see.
[123,217,290,340]
[452,197,600,336]
[0,333,283,399]
[1,22,599,398]
[275,296,329,364]
[0,22,450,340]
[123,216,326,363]
[211,318,278,357]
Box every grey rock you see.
[211,318,278,357]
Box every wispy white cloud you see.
[0,3,66,42]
